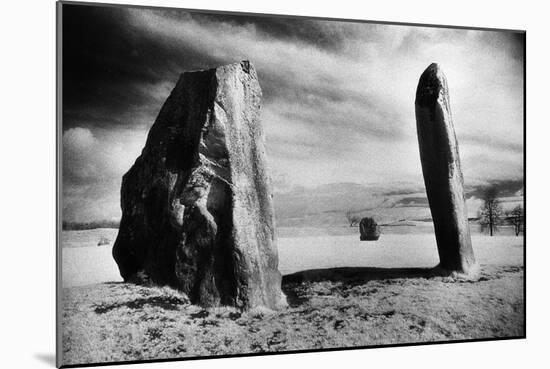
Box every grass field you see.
[60,228,524,366]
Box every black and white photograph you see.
[57,1,525,367]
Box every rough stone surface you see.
[415,63,478,276]
[359,217,380,241]
[112,61,286,310]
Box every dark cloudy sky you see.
[61,3,524,222]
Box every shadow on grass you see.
[281,284,309,308]
[93,295,186,314]
[283,267,434,285]
[281,267,435,308]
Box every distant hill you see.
[63,220,120,230]
[274,180,523,228]
[274,182,431,227]
[61,180,523,230]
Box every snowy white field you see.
[61,227,524,365]
[61,228,523,287]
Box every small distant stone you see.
[359,217,380,241]
[97,237,110,246]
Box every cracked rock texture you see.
[113,61,286,310]
[415,63,477,276]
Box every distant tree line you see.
[345,211,361,227]
[343,185,524,236]
[479,186,524,236]
[509,205,524,236]
[62,220,120,230]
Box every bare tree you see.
[509,205,524,236]
[479,186,503,236]
[345,211,361,227]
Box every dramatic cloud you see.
[62,127,147,222]
[61,4,524,222]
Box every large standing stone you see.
[415,63,478,277]
[113,61,286,310]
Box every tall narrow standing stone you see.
[113,61,287,310]
[415,63,478,277]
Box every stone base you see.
[360,235,380,241]
[430,263,481,281]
